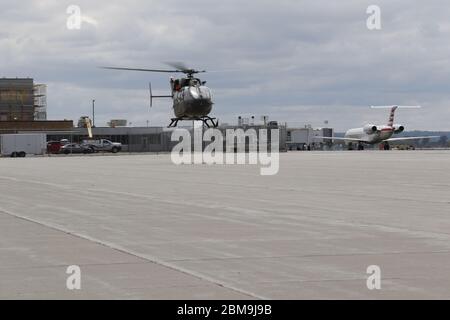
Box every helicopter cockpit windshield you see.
[189,78,201,87]
[189,85,212,100]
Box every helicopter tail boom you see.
[149,82,172,108]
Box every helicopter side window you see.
[178,79,186,88]
[174,80,181,91]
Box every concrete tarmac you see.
[0,151,449,299]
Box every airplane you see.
[316,106,440,150]
[101,62,218,128]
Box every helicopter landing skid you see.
[168,116,219,128]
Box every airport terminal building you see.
[46,124,289,153]
[0,79,328,152]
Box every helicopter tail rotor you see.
[149,82,153,108]
[148,82,172,108]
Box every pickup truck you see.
[83,139,122,153]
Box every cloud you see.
[0,0,449,130]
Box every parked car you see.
[60,143,94,154]
[47,141,63,154]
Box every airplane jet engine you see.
[363,124,378,134]
[393,124,405,134]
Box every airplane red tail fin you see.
[370,105,421,127]
[387,106,398,127]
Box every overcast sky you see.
[1,0,449,130]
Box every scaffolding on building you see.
[33,84,47,120]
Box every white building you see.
[286,126,333,150]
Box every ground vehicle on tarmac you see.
[0,134,46,157]
[82,139,122,153]
[47,141,63,154]
[60,143,94,155]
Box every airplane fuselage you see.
[316,106,437,147]
[345,125,395,144]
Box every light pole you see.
[92,99,95,127]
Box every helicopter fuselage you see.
[171,77,213,119]
[100,64,218,127]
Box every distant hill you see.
[397,131,450,138]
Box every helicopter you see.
[101,62,218,128]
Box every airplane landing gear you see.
[357,143,365,151]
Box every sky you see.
[1,0,449,131]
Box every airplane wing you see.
[314,136,370,143]
[385,136,440,142]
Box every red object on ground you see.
[47,141,62,154]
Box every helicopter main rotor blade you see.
[165,61,189,71]
[165,62,207,74]
[100,66,182,73]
